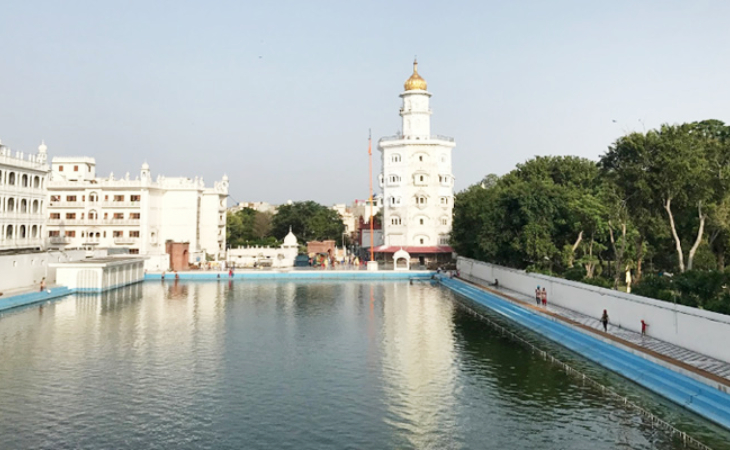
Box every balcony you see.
[379,134,455,144]
[0,239,45,250]
[114,237,139,245]
[83,237,101,245]
[50,236,71,245]
[48,201,83,208]
[102,201,141,208]
[47,219,140,226]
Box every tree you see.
[271,201,345,244]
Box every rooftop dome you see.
[283,227,298,246]
[141,162,150,171]
[38,140,47,153]
[404,60,427,91]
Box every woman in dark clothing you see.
[600,310,609,332]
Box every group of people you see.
[534,286,548,307]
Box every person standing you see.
[641,319,648,336]
[535,286,541,305]
[40,277,46,292]
[601,310,609,332]
[541,288,547,307]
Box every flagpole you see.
[368,129,374,263]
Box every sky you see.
[2,1,730,206]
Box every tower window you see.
[419,218,424,225]
[391,217,402,225]
[419,156,423,162]
[420,238,424,244]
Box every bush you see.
[580,277,613,289]
[632,275,674,302]
[563,266,586,281]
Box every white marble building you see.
[227,228,299,268]
[47,158,228,269]
[375,61,455,264]
[0,140,49,252]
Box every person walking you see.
[600,310,609,332]
[541,288,547,307]
[535,286,541,306]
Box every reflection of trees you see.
[451,305,579,409]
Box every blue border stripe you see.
[439,276,730,430]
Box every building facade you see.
[375,61,455,264]
[47,158,228,268]
[0,140,49,252]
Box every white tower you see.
[377,60,455,260]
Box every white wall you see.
[0,249,86,292]
[457,257,730,364]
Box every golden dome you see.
[404,59,427,91]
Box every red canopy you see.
[372,245,453,254]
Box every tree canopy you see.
[451,120,730,314]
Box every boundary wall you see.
[145,271,434,281]
[0,286,73,313]
[0,250,86,292]
[439,275,730,431]
[458,257,730,364]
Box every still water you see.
[0,280,727,449]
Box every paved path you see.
[460,274,730,383]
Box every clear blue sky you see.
[2,1,729,205]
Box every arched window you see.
[19,225,26,238]
[31,225,38,238]
[33,176,40,188]
[440,197,449,206]
[391,216,401,225]
[415,196,427,205]
[88,210,98,220]
[32,200,39,213]
[20,199,27,213]
[6,225,13,239]
[21,174,28,187]
[392,154,401,163]
[7,198,15,212]
[89,192,99,202]
[8,172,15,185]
[441,216,449,226]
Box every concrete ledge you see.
[439,276,730,431]
[0,287,74,313]
[145,271,435,281]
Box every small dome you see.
[38,140,47,153]
[141,162,150,171]
[283,227,298,246]
[404,60,427,91]
[222,174,229,182]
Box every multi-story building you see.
[0,140,49,252]
[47,158,228,269]
[375,60,455,265]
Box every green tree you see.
[271,201,345,244]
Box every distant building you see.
[375,60,455,265]
[47,158,228,269]
[229,201,277,214]
[0,140,49,252]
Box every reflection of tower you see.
[379,60,456,249]
[380,282,458,446]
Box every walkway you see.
[459,274,730,384]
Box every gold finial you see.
[404,58,427,91]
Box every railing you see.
[0,238,45,249]
[49,236,71,244]
[102,201,141,207]
[379,134,455,143]
[114,237,139,245]
[48,201,83,208]
[47,219,141,226]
